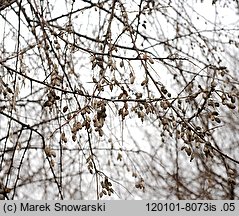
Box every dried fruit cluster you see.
[71,121,82,142]
[135,177,145,191]
[50,65,63,87]
[93,100,107,137]
[43,90,60,108]
[99,177,114,198]
[227,169,236,186]
[118,102,129,120]
[44,146,56,167]
[86,155,94,174]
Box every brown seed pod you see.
[102,189,107,195]
[135,183,140,188]
[161,86,168,95]
[148,56,154,64]
[61,132,67,143]
[67,113,71,120]
[50,150,56,158]
[226,103,236,109]
[50,159,55,167]
[141,78,148,86]
[190,153,195,162]
[228,178,236,185]
[211,81,217,88]
[7,87,13,94]
[55,95,60,100]
[44,146,52,157]
[212,111,219,116]
[215,117,221,123]
[185,147,192,156]
[130,74,136,84]
[135,92,142,99]
[72,134,77,142]
[119,60,124,68]
[117,153,122,161]
[76,122,82,130]
[228,169,234,176]
[63,106,68,113]
[43,100,52,107]
[101,181,106,188]
[99,128,104,137]
[160,99,170,110]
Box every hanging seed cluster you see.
[82,114,91,130]
[118,102,129,120]
[60,131,68,143]
[71,121,82,142]
[135,177,145,191]
[44,146,56,158]
[93,100,107,137]
[221,92,237,110]
[43,89,60,108]
[99,177,114,198]
[131,102,154,122]
[130,94,155,122]
[50,64,63,87]
[43,65,63,109]
[227,169,236,186]
[154,66,239,162]
[86,155,94,174]
[44,146,56,167]
[60,99,108,144]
